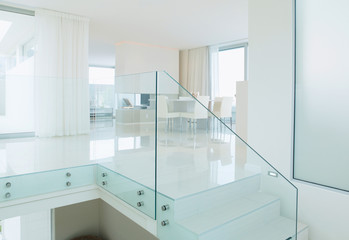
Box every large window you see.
[0,8,35,136]
[210,43,247,127]
[218,46,246,100]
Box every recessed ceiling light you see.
[0,20,12,43]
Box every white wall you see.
[21,211,51,240]
[248,0,349,240]
[115,42,179,80]
[1,211,51,240]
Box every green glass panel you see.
[97,165,155,219]
[0,165,95,202]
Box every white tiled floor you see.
[0,119,259,199]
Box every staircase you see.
[0,71,308,240]
[153,71,308,240]
[157,174,308,240]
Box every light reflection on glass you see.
[210,158,236,186]
[117,136,142,151]
[90,139,115,160]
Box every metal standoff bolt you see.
[161,220,169,226]
[66,181,71,187]
[137,190,144,196]
[161,205,170,211]
[137,201,144,207]
[102,181,107,186]
[66,172,71,177]
[5,192,11,198]
[102,173,107,177]
[5,182,11,188]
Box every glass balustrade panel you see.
[156,71,298,240]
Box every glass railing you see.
[113,72,157,219]
[155,72,298,240]
[0,72,298,239]
[0,73,157,220]
[97,165,155,218]
[0,165,95,202]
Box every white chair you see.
[181,96,210,133]
[212,97,234,128]
[157,95,180,131]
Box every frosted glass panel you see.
[294,0,349,191]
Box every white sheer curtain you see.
[179,47,209,95]
[209,45,220,99]
[35,9,90,137]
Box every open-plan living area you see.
[0,0,348,240]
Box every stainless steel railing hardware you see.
[161,205,170,211]
[161,220,169,226]
[137,190,144,195]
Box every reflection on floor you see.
[0,119,254,199]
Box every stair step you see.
[174,174,261,220]
[176,192,279,236]
[157,165,260,200]
[239,217,308,240]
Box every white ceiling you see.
[2,0,248,66]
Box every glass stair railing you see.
[0,165,95,202]
[155,72,298,240]
[0,164,155,219]
[97,165,156,218]
[0,71,299,240]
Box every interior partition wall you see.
[294,0,349,192]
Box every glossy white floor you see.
[0,119,253,199]
[0,119,307,240]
